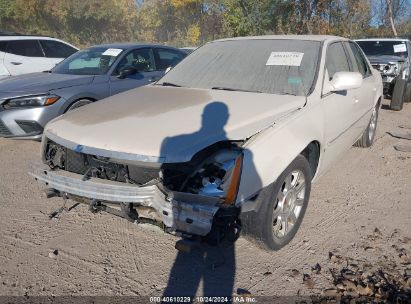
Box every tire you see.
[66,99,93,112]
[354,103,379,148]
[405,82,411,103]
[241,155,311,250]
[390,79,406,111]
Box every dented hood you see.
[45,86,304,163]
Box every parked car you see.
[0,34,78,78]
[31,35,383,250]
[0,43,187,139]
[355,38,411,111]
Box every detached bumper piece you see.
[30,165,221,236]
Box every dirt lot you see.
[0,100,410,301]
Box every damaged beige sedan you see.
[31,35,383,250]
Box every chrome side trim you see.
[328,109,371,145]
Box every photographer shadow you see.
[160,101,261,301]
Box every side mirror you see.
[117,66,138,79]
[330,72,363,92]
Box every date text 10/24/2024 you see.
[150,296,257,303]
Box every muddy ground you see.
[0,100,410,301]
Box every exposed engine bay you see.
[41,139,244,244]
[45,140,242,194]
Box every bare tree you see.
[386,0,398,36]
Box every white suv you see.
[0,35,78,78]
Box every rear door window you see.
[6,40,44,57]
[325,42,350,80]
[39,40,77,58]
[155,48,185,70]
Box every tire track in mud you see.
[58,249,145,291]
[33,252,81,291]
[1,214,85,246]
[1,234,38,249]
[0,236,80,293]
[1,211,144,294]
[240,239,312,293]
[78,212,148,291]
[114,218,143,273]
[234,233,316,292]
[51,209,149,292]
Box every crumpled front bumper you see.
[30,165,221,236]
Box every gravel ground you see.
[0,100,410,301]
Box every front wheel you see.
[242,155,312,250]
[66,99,93,112]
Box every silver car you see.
[0,43,186,139]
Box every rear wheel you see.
[390,79,406,111]
[354,103,379,148]
[242,155,311,250]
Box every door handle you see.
[10,62,22,65]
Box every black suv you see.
[356,39,411,111]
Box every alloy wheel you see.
[368,107,378,142]
[272,170,306,238]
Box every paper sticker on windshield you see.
[266,52,304,66]
[393,43,406,53]
[102,48,123,56]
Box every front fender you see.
[51,86,109,115]
[237,103,324,211]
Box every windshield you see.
[356,41,408,58]
[52,47,124,75]
[158,39,321,96]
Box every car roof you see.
[213,35,348,43]
[355,38,410,42]
[0,35,61,40]
[0,35,78,50]
[90,43,182,50]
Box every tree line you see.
[0,0,410,48]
